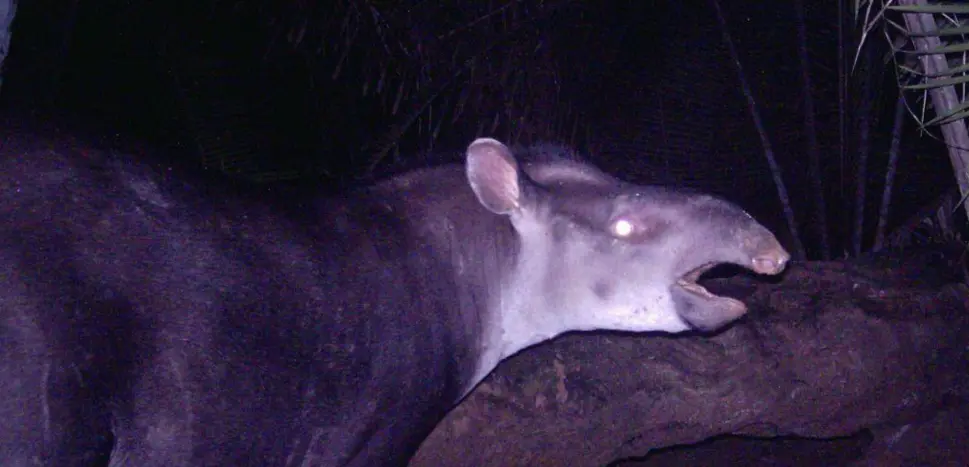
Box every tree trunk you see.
[0,0,16,95]
[794,0,831,259]
[873,95,907,251]
[852,52,876,256]
[898,0,969,219]
[710,0,807,260]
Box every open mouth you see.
[672,262,749,331]
[671,248,789,332]
[676,263,746,306]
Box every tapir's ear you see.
[466,138,523,215]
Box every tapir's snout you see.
[750,239,791,275]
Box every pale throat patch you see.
[465,219,558,396]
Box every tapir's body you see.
[0,128,788,466]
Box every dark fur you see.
[0,130,487,466]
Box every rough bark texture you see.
[411,243,969,466]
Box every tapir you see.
[0,129,789,466]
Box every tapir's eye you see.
[608,214,672,242]
[611,218,635,237]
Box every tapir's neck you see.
[465,221,567,396]
[375,169,567,400]
[376,170,526,400]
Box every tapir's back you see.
[0,131,479,466]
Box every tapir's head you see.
[465,137,789,349]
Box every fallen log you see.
[411,243,969,466]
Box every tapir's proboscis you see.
[0,131,789,466]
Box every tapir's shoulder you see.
[0,131,263,227]
[0,132,104,197]
[0,133,129,234]
[3,131,171,199]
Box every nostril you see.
[752,257,772,273]
[752,254,788,274]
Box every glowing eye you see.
[612,218,634,237]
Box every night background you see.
[2,0,968,466]
[0,0,958,261]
